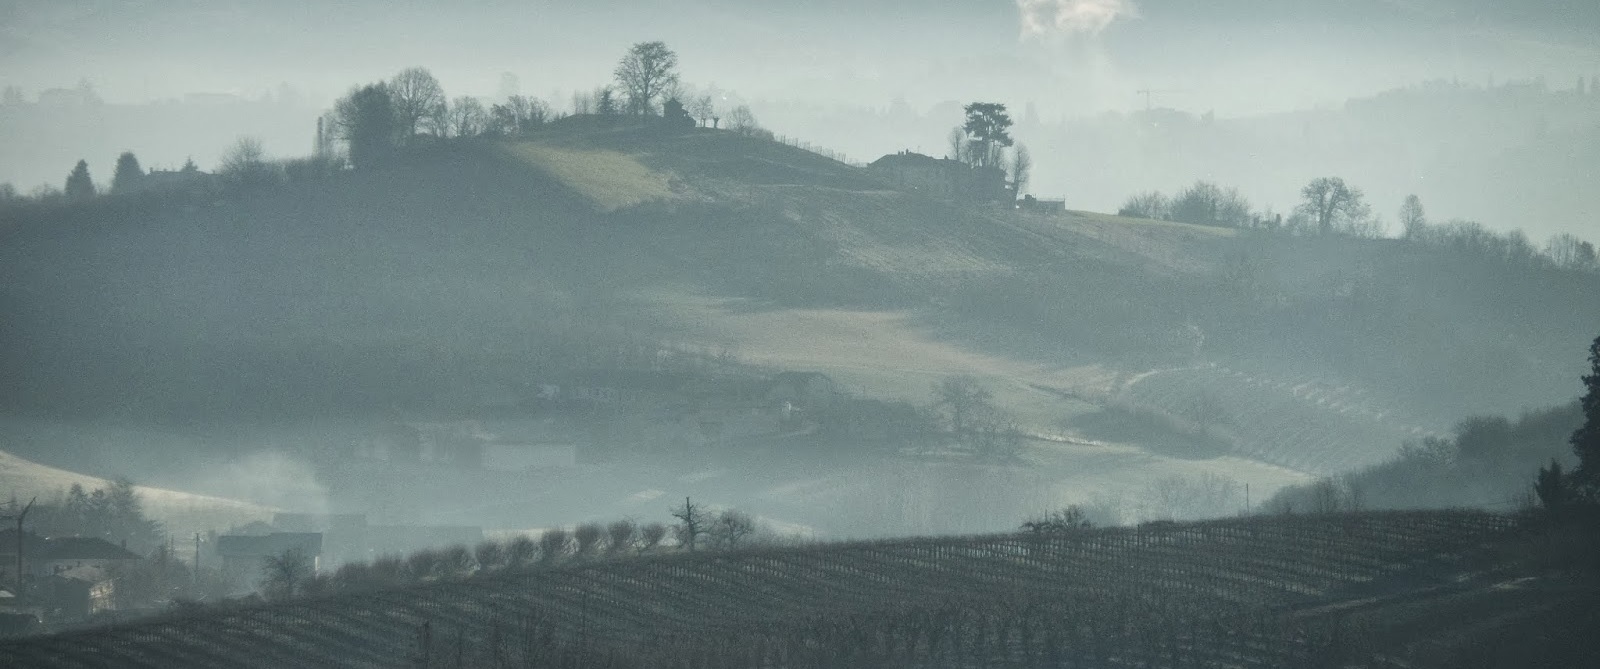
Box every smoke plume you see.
[1017,0,1139,38]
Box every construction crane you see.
[1135,88,1187,112]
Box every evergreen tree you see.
[1572,334,1600,495]
[64,159,96,200]
[334,84,397,170]
[111,151,144,193]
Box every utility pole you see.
[1,497,36,597]
[193,532,202,589]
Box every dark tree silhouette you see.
[670,497,706,552]
[1399,194,1426,239]
[615,41,679,116]
[960,102,1014,168]
[335,84,397,170]
[110,151,144,193]
[64,159,95,200]
[1295,177,1370,235]
[1572,334,1600,496]
[261,548,313,601]
[596,87,619,116]
[388,67,446,139]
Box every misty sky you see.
[4,0,1596,111]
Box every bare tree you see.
[1545,233,1597,270]
[474,540,507,572]
[505,535,537,568]
[538,528,571,563]
[573,522,604,557]
[1118,191,1170,220]
[448,96,488,138]
[1009,144,1031,199]
[422,100,450,138]
[726,105,759,136]
[260,547,313,601]
[932,376,993,438]
[687,95,715,127]
[614,41,680,116]
[708,510,756,550]
[1295,177,1370,236]
[606,519,637,555]
[218,136,280,191]
[1169,181,1252,228]
[1021,505,1093,535]
[441,544,475,577]
[388,67,446,139]
[1398,194,1427,240]
[670,497,707,551]
[638,522,668,553]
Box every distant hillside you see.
[2,123,1595,477]
[0,449,273,542]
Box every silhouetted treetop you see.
[615,41,679,116]
[111,151,144,194]
[64,159,95,201]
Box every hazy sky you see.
[4,0,1596,112]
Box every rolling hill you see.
[1,120,1595,526]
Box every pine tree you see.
[1572,334,1600,496]
[64,159,96,200]
[111,151,144,193]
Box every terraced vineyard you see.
[0,510,1520,668]
[1120,364,1440,475]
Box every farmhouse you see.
[1018,194,1066,214]
[867,151,1010,205]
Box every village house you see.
[1017,194,1067,214]
[867,151,1011,205]
[0,530,140,621]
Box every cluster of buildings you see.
[0,530,142,627]
[865,150,1065,213]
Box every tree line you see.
[1118,178,1598,272]
[0,41,773,210]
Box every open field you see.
[5,510,1584,668]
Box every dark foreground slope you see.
[6,510,1593,668]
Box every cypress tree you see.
[64,159,96,200]
[111,151,144,193]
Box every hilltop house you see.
[1018,195,1066,214]
[868,151,1011,205]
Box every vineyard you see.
[0,510,1529,668]
[1119,364,1439,475]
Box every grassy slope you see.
[1,121,1594,525]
